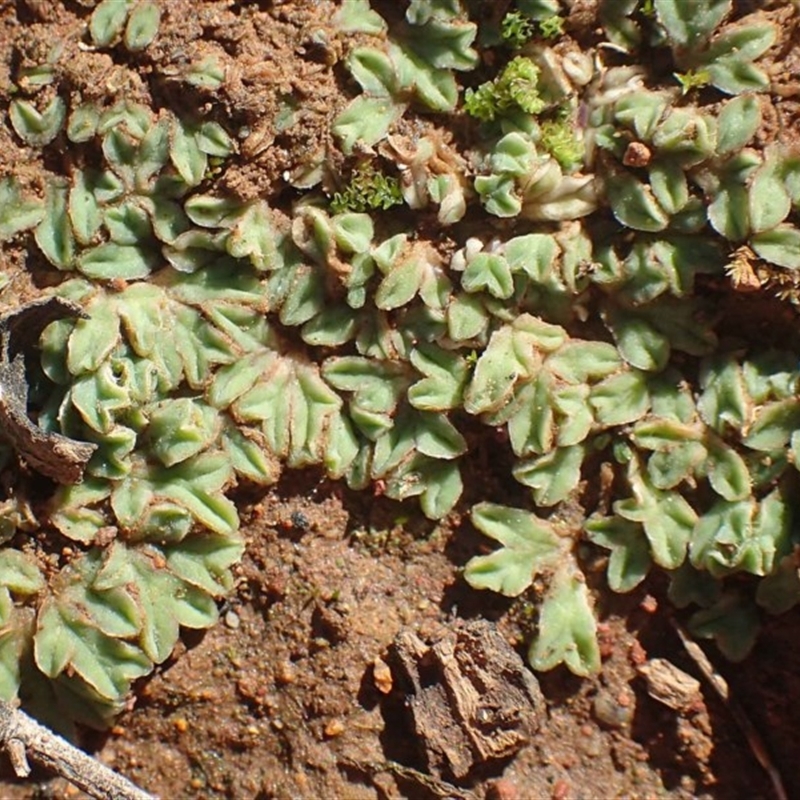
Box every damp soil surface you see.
[0,1,799,799]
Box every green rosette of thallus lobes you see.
[653,0,777,96]
[26,99,237,281]
[331,0,479,154]
[17,222,471,723]
[13,273,249,724]
[456,236,800,672]
[590,76,800,272]
[458,307,651,677]
[37,261,367,544]
[23,275,352,722]
[461,310,654,508]
[23,258,353,722]
[584,350,800,662]
[474,132,598,223]
[184,201,469,521]
[0,513,243,731]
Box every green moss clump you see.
[464,57,547,122]
[540,119,585,170]
[501,11,536,48]
[330,164,404,214]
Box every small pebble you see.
[551,778,571,800]
[224,610,241,629]
[275,660,298,685]
[324,718,345,738]
[593,688,635,729]
[486,778,518,800]
[639,594,658,613]
[373,657,393,695]
[622,140,652,167]
[174,717,189,733]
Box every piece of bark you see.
[637,658,702,713]
[0,699,154,800]
[389,619,545,780]
[0,297,96,483]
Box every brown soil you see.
[0,2,798,799]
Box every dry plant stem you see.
[0,700,155,800]
[671,621,788,800]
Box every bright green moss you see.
[540,119,585,170]
[330,164,404,214]
[501,11,536,48]
[464,56,547,122]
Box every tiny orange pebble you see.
[324,718,345,738]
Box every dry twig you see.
[0,700,154,800]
